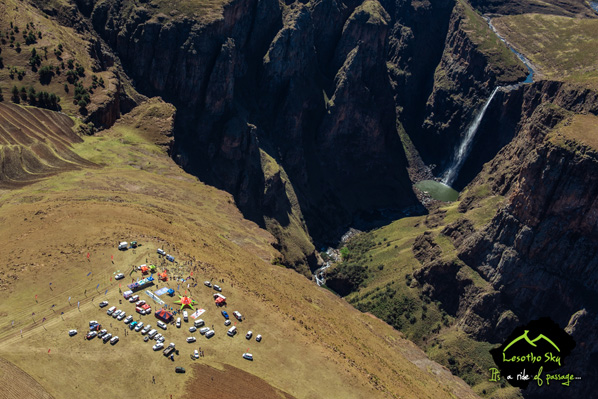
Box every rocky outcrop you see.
[77,0,424,270]
[412,81,598,398]
[415,1,528,169]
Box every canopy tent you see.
[215,297,226,306]
[174,295,197,311]
[140,265,149,274]
[158,271,168,281]
[155,309,173,323]
[149,265,157,272]
[167,288,175,297]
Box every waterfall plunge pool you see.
[414,180,459,202]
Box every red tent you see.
[155,309,173,323]
[142,303,151,311]
[140,266,149,274]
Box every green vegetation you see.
[493,14,598,88]
[458,0,527,83]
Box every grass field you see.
[0,0,118,116]
[0,98,479,399]
[492,13,598,88]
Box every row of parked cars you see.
[85,321,119,345]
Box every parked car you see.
[166,254,175,262]
[102,333,112,343]
[221,310,229,319]
[199,327,210,335]
[186,336,196,343]
[98,329,108,338]
[193,349,199,359]
[68,329,77,337]
[129,321,138,330]
[148,329,157,339]
[227,326,237,337]
[110,336,119,345]
[115,273,125,280]
[189,326,197,333]
[144,336,150,342]
[157,336,165,343]
[107,306,116,316]
[153,342,164,351]
[204,281,212,287]
[157,321,167,330]
[194,319,205,328]
[154,333,163,341]
[89,320,98,326]
[213,285,222,292]
[118,242,128,250]
[256,334,262,342]
[157,248,166,255]
[183,311,188,322]
[205,330,215,338]
[175,367,186,373]
[136,300,146,307]
[89,323,101,331]
[99,301,109,308]
[243,353,253,361]
[233,311,243,321]
[117,312,126,321]
[86,331,97,340]
[176,318,181,328]
[124,315,133,324]
[246,331,253,340]
[112,310,121,319]
[142,325,151,334]
[224,320,231,326]
[128,295,139,303]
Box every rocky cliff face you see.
[413,81,598,398]
[74,0,448,271]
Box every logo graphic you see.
[489,317,577,389]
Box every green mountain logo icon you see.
[503,330,560,353]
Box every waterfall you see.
[442,87,500,186]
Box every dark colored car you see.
[221,310,229,319]
[175,367,186,373]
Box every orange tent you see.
[140,266,149,274]
[159,271,168,281]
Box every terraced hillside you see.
[0,103,95,187]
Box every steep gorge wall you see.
[74,0,432,271]
[414,81,598,398]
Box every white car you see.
[189,326,197,333]
[224,320,231,326]
[124,315,133,324]
[68,329,77,336]
[154,333,163,341]
[205,330,215,338]
[148,329,157,339]
[135,322,144,332]
[142,325,151,334]
[118,242,128,250]
[153,342,164,351]
[102,333,112,343]
[186,336,196,343]
[213,285,222,292]
[89,320,98,326]
[194,319,205,327]
[112,310,121,319]
[176,318,181,328]
[117,312,126,321]
[157,248,166,255]
[246,331,253,340]
[199,327,210,335]
[157,321,167,330]
[193,349,199,359]
[243,353,253,360]
[107,306,116,316]
[128,295,139,303]
[115,273,125,280]
[204,281,211,287]
[135,300,146,306]
[256,334,262,342]
[110,336,119,345]
[157,336,165,343]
